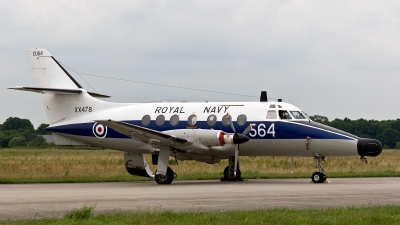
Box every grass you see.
[63,206,94,220]
[0,148,399,183]
[2,205,400,224]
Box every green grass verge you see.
[0,148,399,183]
[2,205,400,225]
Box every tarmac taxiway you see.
[1,177,399,220]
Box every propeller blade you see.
[234,144,239,177]
[243,124,252,135]
[227,113,236,133]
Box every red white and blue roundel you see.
[92,122,107,139]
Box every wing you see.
[95,120,190,146]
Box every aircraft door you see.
[266,110,277,120]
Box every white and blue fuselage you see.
[10,48,382,184]
[46,100,364,160]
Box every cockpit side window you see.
[266,110,277,119]
[278,110,292,119]
[290,111,306,119]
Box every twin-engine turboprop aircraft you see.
[10,49,382,184]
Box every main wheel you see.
[155,167,174,185]
[223,166,241,181]
[311,172,327,183]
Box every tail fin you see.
[28,49,82,89]
[10,48,110,125]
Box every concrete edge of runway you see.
[1,177,400,221]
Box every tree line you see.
[0,117,51,148]
[1,116,400,149]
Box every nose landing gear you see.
[311,154,327,183]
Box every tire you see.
[155,167,174,185]
[311,172,327,183]
[223,166,241,181]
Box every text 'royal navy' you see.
[203,106,230,114]
[155,107,185,114]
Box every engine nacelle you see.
[196,129,234,146]
[165,129,235,147]
[164,129,248,153]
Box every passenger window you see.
[187,114,197,126]
[142,115,151,126]
[170,114,179,126]
[278,110,292,119]
[207,114,217,126]
[237,114,247,126]
[290,111,306,119]
[222,115,229,126]
[155,115,165,126]
[266,110,277,119]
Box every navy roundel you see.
[92,122,107,139]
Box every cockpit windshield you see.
[290,111,306,119]
[276,110,309,120]
[278,110,292,119]
[300,111,310,120]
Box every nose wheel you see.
[311,154,328,183]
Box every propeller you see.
[226,113,251,177]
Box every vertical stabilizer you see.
[26,49,88,125]
[27,49,81,89]
[13,49,113,126]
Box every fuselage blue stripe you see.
[47,120,355,140]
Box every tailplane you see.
[10,48,110,125]
[17,49,109,98]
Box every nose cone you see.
[357,138,382,157]
[233,133,250,144]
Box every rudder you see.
[27,48,81,89]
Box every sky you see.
[1,1,400,128]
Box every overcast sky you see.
[1,1,400,128]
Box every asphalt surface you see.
[1,177,400,220]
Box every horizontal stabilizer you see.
[96,120,189,145]
[9,86,110,98]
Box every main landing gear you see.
[221,156,244,181]
[155,167,177,185]
[311,154,327,183]
[124,152,177,185]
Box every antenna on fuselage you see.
[260,91,268,102]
